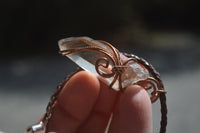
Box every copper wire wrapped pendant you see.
[58,37,166,103]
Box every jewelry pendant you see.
[58,37,166,103]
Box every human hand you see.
[47,71,152,133]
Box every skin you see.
[47,71,152,133]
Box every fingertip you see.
[65,71,100,93]
[123,85,151,106]
[123,85,145,98]
[57,71,100,120]
[118,85,152,132]
[120,85,151,115]
[77,71,100,89]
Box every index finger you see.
[47,71,100,133]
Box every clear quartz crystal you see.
[58,37,149,91]
[121,61,149,89]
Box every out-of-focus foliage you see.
[0,0,199,56]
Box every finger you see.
[77,80,120,133]
[109,85,152,133]
[47,71,100,133]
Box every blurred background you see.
[0,0,200,132]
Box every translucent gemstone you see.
[58,37,149,91]
[121,61,149,89]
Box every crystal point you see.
[58,37,149,91]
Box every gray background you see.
[1,49,200,133]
